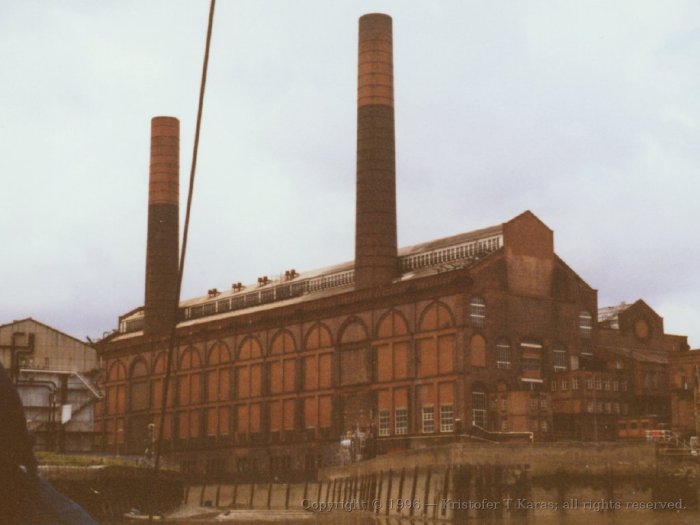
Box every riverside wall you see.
[185,442,700,521]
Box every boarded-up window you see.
[417,338,437,377]
[130,360,149,411]
[377,311,409,338]
[339,347,370,385]
[269,401,282,432]
[319,396,332,428]
[376,344,392,382]
[304,356,318,390]
[419,302,454,331]
[438,335,455,373]
[283,399,295,431]
[319,354,332,388]
[304,323,332,350]
[470,334,486,367]
[304,397,317,428]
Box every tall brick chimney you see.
[144,116,180,336]
[355,13,398,289]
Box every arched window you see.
[205,342,231,438]
[496,339,511,369]
[375,311,410,382]
[470,297,486,328]
[150,353,173,441]
[300,322,334,437]
[129,359,149,411]
[235,337,263,438]
[176,347,202,440]
[579,310,592,338]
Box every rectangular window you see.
[595,377,602,390]
[529,419,538,432]
[540,420,548,432]
[440,404,454,433]
[378,410,390,437]
[539,397,548,410]
[613,381,619,392]
[471,391,487,428]
[561,379,569,391]
[604,381,610,391]
[586,378,593,390]
[551,380,558,392]
[587,401,594,413]
[528,398,538,411]
[552,349,568,370]
[496,342,511,369]
[395,408,408,435]
[422,406,435,433]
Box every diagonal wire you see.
[153,0,216,475]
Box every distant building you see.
[550,300,690,441]
[0,318,101,452]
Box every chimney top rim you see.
[359,13,392,21]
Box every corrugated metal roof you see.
[115,223,504,336]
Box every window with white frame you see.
[579,310,593,338]
[422,406,435,433]
[520,340,542,372]
[552,347,568,371]
[395,408,408,435]
[470,297,486,328]
[378,410,390,437]
[471,391,487,428]
[496,339,511,369]
[571,377,579,390]
[440,404,454,433]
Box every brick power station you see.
[97,14,697,480]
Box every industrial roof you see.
[114,223,504,337]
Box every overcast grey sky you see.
[1,1,698,346]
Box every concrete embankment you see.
[185,442,700,521]
[41,465,182,521]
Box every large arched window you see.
[417,302,455,377]
[301,323,334,436]
[269,330,298,437]
[105,360,127,449]
[235,337,263,438]
[129,359,149,411]
[470,297,486,328]
[374,311,411,438]
[150,353,173,441]
[375,310,410,382]
[176,347,202,440]
[338,319,370,386]
[205,342,231,438]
